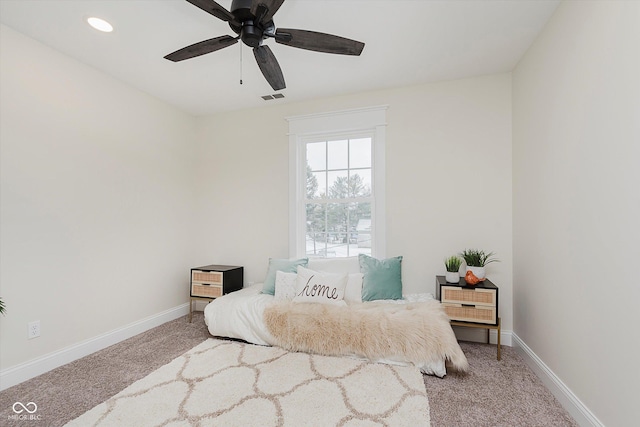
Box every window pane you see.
[349,138,372,169]
[306,233,326,256]
[306,203,326,232]
[351,202,372,251]
[327,170,349,199]
[309,171,326,199]
[348,170,372,198]
[326,205,348,256]
[325,233,344,257]
[306,202,326,257]
[306,141,326,171]
[326,203,345,236]
[350,202,371,225]
[327,139,348,170]
[351,238,372,256]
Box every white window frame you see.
[287,105,388,259]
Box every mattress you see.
[203,284,448,376]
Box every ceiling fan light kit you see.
[164,0,365,91]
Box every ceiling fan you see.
[164,0,365,91]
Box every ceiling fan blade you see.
[251,0,285,24]
[275,28,364,56]
[164,35,238,62]
[186,0,237,24]
[253,45,286,91]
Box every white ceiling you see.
[0,0,559,116]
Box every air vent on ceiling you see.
[261,93,285,101]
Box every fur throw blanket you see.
[263,299,469,373]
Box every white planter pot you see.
[445,271,460,283]
[466,266,486,280]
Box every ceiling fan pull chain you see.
[239,41,243,85]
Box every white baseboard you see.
[512,333,604,427]
[492,328,512,346]
[0,303,190,391]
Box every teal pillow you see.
[359,254,403,301]
[261,258,308,295]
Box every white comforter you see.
[203,283,448,376]
[204,284,275,346]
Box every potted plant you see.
[460,249,499,280]
[0,297,5,316]
[444,255,462,283]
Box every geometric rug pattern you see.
[65,338,430,426]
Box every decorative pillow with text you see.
[293,266,348,306]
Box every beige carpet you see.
[64,338,430,427]
[0,313,578,426]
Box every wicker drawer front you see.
[443,303,496,324]
[441,286,496,307]
[191,271,223,285]
[191,284,223,298]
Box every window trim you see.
[287,105,388,259]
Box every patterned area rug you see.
[65,338,430,426]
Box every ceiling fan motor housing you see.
[230,0,254,19]
[230,0,266,47]
[241,22,263,47]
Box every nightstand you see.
[436,275,501,360]
[189,265,243,322]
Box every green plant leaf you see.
[460,249,499,267]
[444,255,462,272]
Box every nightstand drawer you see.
[441,286,496,307]
[443,303,496,324]
[191,270,223,285]
[191,283,223,298]
[189,265,243,323]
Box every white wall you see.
[0,23,512,383]
[0,13,515,390]
[512,1,640,426]
[0,25,197,371]
[194,74,513,330]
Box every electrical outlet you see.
[28,320,40,339]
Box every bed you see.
[204,255,468,377]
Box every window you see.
[305,135,373,257]
[287,106,387,258]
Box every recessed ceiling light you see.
[87,17,113,33]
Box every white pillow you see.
[293,266,348,306]
[274,271,298,300]
[344,273,364,303]
[307,256,360,274]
